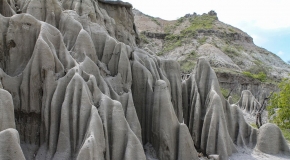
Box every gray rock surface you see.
[0,1,289,160]
[255,123,290,155]
[0,83,25,160]
[237,90,261,114]
[0,129,25,160]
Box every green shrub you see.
[222,46,239,57]
[190,50,196,55]
[182,14,216,34]
[255,72,267,82]
[139,33,149,44]
[198,37,207,44]
[151,17,160,26]
[228,28,235,33]
[220,87,229,98]
[242,71,267,82]
[161,14,215,54]
[180,53,198,73]
[242,71,253,77]
[220,87,240,102]
[180,60,195,73]
[177,17,185,24]
[281,128,290,143]
[268,79,290,128]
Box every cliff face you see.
[133,9,290,103]
[98,0,138,46]
[0,1,289,160]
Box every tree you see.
[256,92,273,128]
[268,79,290,128]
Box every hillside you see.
[134,9,290,102]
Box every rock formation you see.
[0,0,289,160]
[236,90,261,114]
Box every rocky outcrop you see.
[217,72,277,104]
[0,1,289,160]
[182,58,288,159]
[141,31,168,39]
[236,90,261,114]
[255,123,290,155]
[0,128,25,160]
[98,0,137,46]
[0,84,25,159]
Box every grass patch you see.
[220,87,229,98]
[151,17,160,26]
[175,17,185,26]
[242,71,267,82]
[160,14,216,54]
[228,28,235,33]
[139,33,149,44]
[160,29,196,54]
[198,37,207,45]
[164,25,173,33]
[222,46,239,57]
[235,45,244,51]
[179,52,198,73]
[250,123,258,129]
[159,33,187,54]
[220,87,240,102]
[281,128,290,143]
[180,60,196,73]
[182,14,217,34]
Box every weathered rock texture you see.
[236,90,261,114]
[0,1,289,160]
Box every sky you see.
[124,0,290,62]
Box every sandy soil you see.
[229,147,290,160]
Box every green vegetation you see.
[139,33,149,44]
[235,45,244,51]
[228,28,235,33]
[158,34,183,55]
[179,52,198,73]
[220,87,240,102]
[190,50,196,55]
[268,79,290,142]
[175,17,185,26]
[198,37,207,45]
[182,14,216,34]
[222,46,239,57]
[250,123,258,129]
[281,128,290,143]
[242,71,267,82]
[249,124,290,144]
[160,14,217,54]
[180,60,196,73]
[268,79,290,128]
[151,17,160,26]
[164,25,173,33]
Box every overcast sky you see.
[124,0,290,62]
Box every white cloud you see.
[277,51,284,56]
